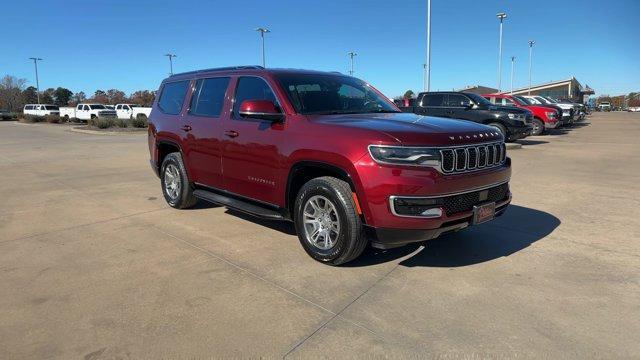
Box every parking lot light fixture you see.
[425,0,432,92]
[165,54,177,75]
[510,56,515,94]
[496,12,507,91]
[528,40,535,95]
[255,27,270,67]
[348,51,357,76]
[29,57,43,104]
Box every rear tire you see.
[160,152,197,209]
[531,118,544,136]
[293,177,367,265]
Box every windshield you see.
[44,105,59,110]
[514,96,532,105]
[543,97,558,104]
[89,105,106,110]
[465,93,493,107]
[275,73,399,115]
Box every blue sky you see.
[2,0,638,98]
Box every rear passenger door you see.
[446,93,473,120]
[181,77,231,189]
[221,76,285,205]
[419,94,447,118]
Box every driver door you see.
[221,76,285,205]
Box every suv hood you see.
[309,112,504,146]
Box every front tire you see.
[160,152,197,209]
[488,123,508,139]
[294,177,367,265]
[531,118,544,136]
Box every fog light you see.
[391,197,444,218]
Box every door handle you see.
[181,125,192,132]
[224,130,239,138]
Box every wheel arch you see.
[285,160,365,222]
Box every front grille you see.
[441,142,505,174]
[442,183,510,216]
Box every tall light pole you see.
[164,54,176,75]
[29,57,43,104]
[425,0,432,92]
[255,27,270,67]
[347,51,357,75]
[496,12,507,91]
[510,56,515,94]
[528,40,535,95]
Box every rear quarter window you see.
[158,80,190,115]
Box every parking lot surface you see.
[1,112,639,358]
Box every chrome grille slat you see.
[440,142,505,174]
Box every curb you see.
[69,127,146,135]
[505,143,522,150]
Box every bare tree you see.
[0,75,27,111]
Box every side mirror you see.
[239,100,283,122]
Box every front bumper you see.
[545,120,560,129]
[367,194,511,249]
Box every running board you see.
[193,189,285,220]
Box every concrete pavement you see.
[0,113,638,358]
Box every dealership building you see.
[460,77,595,103]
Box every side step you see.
[193,189,285,220]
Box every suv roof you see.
[169,66,345,80]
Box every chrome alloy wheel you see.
[164,164,181,200]
[302,195,341,250]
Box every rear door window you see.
[189,77,230,117]
[158,80,190,115]
[423,94,443,107]
[445,94,469,107]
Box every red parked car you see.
[148,66,512,265]
[482,93,560,135]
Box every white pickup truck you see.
[59,104,118,121]
[114,104,152,120]
[23,104,60,116]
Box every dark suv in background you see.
[399,91,533,141]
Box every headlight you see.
[546,111,556,119]
[507,113,524,120]
[368,145,441,167]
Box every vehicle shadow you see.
[226,209,297,235]
[346,205,560,268]
[516,139,549,146]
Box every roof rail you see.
[170,65,264,77]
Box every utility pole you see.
[255,27,270,67]
[496,12,507,91]
[528,40,535,95]
[29,57,43,104]
[347,51,357,75]
[425,0,432,92]
[164,54,177,75]
[510,56,515,94]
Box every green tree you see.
[21,86,39,104]
[40,88,55,104]
[403,90,415,99]
[53,87,73,106]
